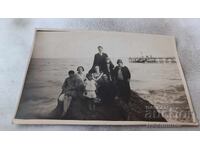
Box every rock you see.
[52,89,167,122]
[118,91,167,122]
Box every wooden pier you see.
[128,57,176,63]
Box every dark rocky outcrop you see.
[52,89,167,122]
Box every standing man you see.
[113,59,131,100]
[89,46,108,74]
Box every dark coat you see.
[113,66,131,98]
[113,66,131,81]
[89,53,108,73]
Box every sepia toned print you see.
[14,30,198,126]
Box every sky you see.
[32,30,177,58]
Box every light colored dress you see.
[83,79,97,99]
[76,73,86,82]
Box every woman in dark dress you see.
[113,59,131,100]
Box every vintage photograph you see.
[14,30,198,125]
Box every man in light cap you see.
[113,59,131,100]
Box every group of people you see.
[59,46,131,115]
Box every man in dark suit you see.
[89,46,108,73]
[113,59,131,100]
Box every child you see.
[83,73,100,111]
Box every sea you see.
[16,58,192,122]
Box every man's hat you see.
[117,59,123,64]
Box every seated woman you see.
[91,65,114,103]
[92,66,104,85]
[76,66,86,82]
[59,70,77,116]
[58,69,85,116]
[97,74,115,103]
